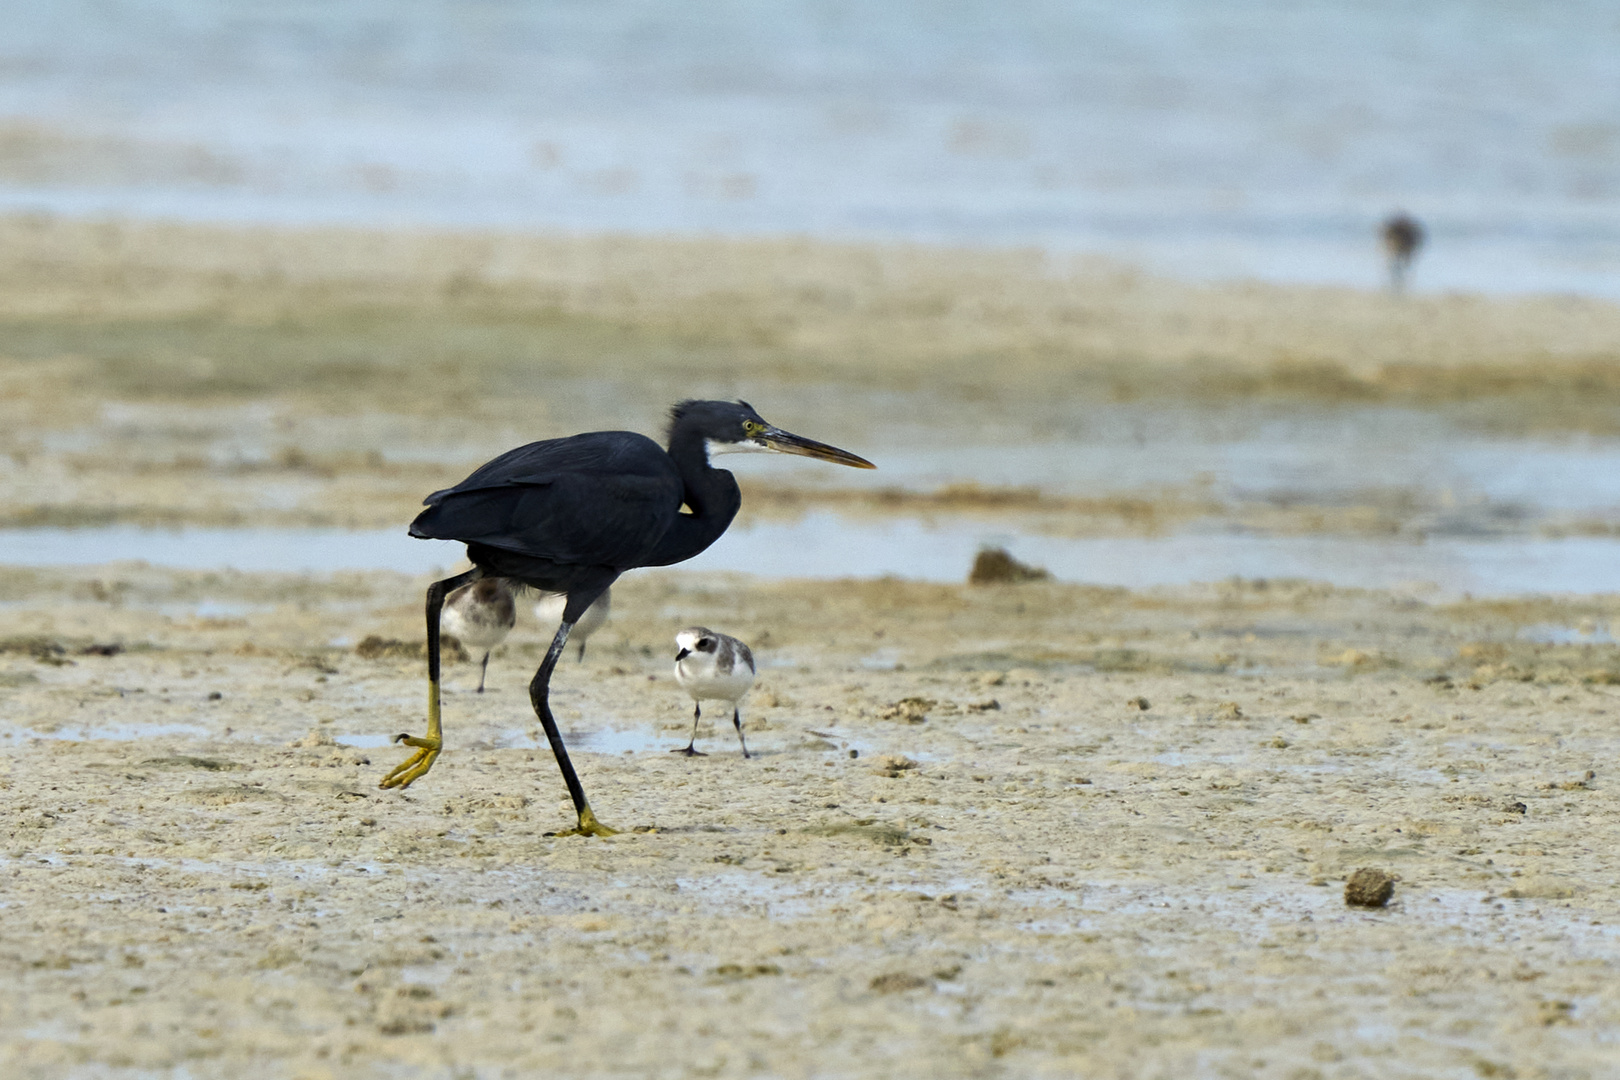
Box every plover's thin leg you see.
[672,702,707,756]
[476,652,490,693]
[732,706,750,760]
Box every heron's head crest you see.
[665,399,875,469]
[667,400,765,445]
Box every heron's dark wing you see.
[420,431,669,503]
[410,431,684,568]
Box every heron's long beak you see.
[675,647,691,661]
[756,426,877,469]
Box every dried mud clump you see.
[879,697,935,723]
[0,636,73,664]
[356,635,419,659]
[356,635,469,663]
[1344,867,1396,908]
[1542,769,1596,791]
[870,972,930,994]
[968,547,1051,584]
[712,963,782,981]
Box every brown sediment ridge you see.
[0,471,1557,539]
[736,480,1208,529]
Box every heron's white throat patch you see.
[706,437,773,458]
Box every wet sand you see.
[2,566,1618,1077]
[3,217,1620,1077]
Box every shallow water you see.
[761,417,1620,521]
[3,2,1617,295]
[8,516,1620,597]
[6,721,210,742]
[688,515,1620,597]
[21,717,869,764]
[51,403,1620,524]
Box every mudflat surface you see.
[2,565,1617,1079]
[3,217,1620,1077]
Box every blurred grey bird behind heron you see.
[534,587,611,661]
[440,577,516,693]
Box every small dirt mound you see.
[871,754,919,777]
[878,697,935,723]
[1344,867,1396,908]
[870,972,929,994]
[356,635,469,663]
[968,547,1051,585]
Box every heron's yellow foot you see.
[554,804,619,838]
[378,733,441,790]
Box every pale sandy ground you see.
[2,565,1618,1079]
[3,218,1620,1078]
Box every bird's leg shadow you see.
[672,702,706,756]
[380,568,479,790]
[531,619,618,837]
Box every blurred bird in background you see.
[1381,212,1425,295]
[533,588,612,661]
[440,577,516,693]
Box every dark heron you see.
[380,400,875,836]
[672,626,756,759]
[440,577,516,693]
[1380,212,1425,295]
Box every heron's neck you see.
[649,430,742,566]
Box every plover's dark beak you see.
[675,647,691,661]
[754,425,876,469]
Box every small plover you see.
[533,587,612,661]
[672,626,756,758]
[441,577,516,693]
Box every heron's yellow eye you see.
[742,420,765,437]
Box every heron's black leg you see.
[530,620,616,837]
[380,568,479,790]
[672,702,706,756]
[475,652,490,693]
[733,706,750,760]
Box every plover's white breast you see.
[673,626,755,704]
[442,578,516,652]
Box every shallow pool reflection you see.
[6,515,1620,597]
